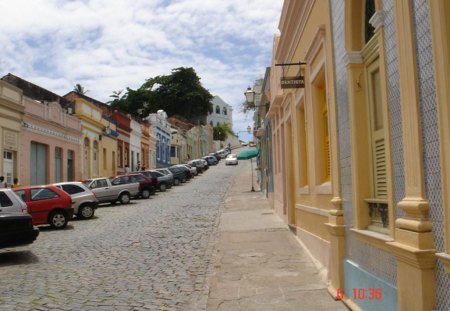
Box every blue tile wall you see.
[412,0,450,309]
[381,0,405,218]
[330,0,397,287]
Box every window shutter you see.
[374,137,387,198]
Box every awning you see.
[237,147,259,160]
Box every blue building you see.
[148,110,171,168]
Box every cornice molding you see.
[24,122,81,144]
[342,51,363,66]
[305,25,326,64]
[370,10,385,31]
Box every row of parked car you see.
[0,152,225,249]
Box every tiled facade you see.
[262,0,450,310]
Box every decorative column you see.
[386,1,436,310]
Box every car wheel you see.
[159,183,167,192]
[141,189,151,199]
[78,204,95,219]
[173,178,180,186]
[49,210,68,229]
[119,193,131,204]
[181,177,187,183]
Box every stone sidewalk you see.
[206,159,348,311]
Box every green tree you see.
[213,123,233,141]
[112,67,213,123]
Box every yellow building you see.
[264,0,450,310]
[0,80,24,185]
[99,116,118,178]
[268,0,340,283]
[65,92,119,179]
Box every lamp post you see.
[244,87,258,192]
[235,125,252,141]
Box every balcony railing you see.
[365,198,389,233]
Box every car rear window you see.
[31,188,59,201]
[61,184,85,195]
[112,176,128,185]
[0,192,13,207]
[131,175,146,182]
[92,179,108,188]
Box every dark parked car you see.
[209,152,221,162]
[188,159,206,174]
[173,165,193,180]
[0,213,39,248]
[141,170,173,192]
[202,155,218,166]
[112,173,157,199]
[167,166,191,185]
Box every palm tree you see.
[73,83,88,95]
[110,89,123,100]
[213,123,233,141]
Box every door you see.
[3,151,14,185]
[30,142,48,185]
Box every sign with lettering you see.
[280,76,304,89]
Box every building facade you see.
[207,95,233,128]
[129,118,142,171]
[260,0,450,310]
[269,0,339,284]
[112,111,131,174]
[70,96,104,180]
[64,92,118,179]
[148,110,171,167]
[2,75,82,185]
[0,80,25,185]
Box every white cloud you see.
[0,0,282,135]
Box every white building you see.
[207,96,233,128]
[129,118,142,171]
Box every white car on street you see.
[225,154,238,165]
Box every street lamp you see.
[244,87,256,108]
[235,125,252,141]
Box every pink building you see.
[3,74,82,185]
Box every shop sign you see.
[280,76,305,89]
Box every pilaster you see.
[387,1,437,310]
[325,196,346,298]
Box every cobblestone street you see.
[0,163,240,311]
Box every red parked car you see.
[13,185,74,229]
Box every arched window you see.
[365,0,376,43]
[223,107,227,115]
[215,105,220,114]
[346,0,391,233]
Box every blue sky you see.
[0,0,282,142]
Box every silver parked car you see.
[0,188,28,214]
[54,182,98,219]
